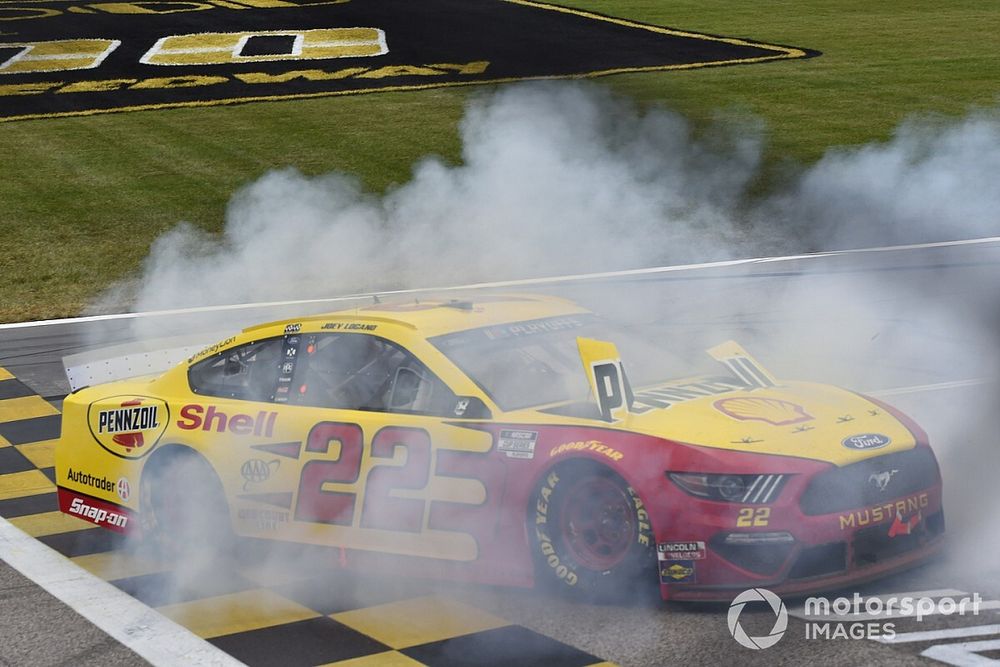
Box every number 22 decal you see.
[294,422,430,531]
[736,507,771,527]
[293,421,500,545]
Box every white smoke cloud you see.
[91,82,1000,631]
[118,83,769,314]
[112,85,1000,318]
[773,108,1000,248]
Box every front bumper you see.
[654,479,945,601]
[661,508,944,601]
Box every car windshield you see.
[429,314,711,411]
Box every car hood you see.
[617,379,916,466]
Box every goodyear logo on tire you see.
[87,395,169,459]
[0,0,815,121]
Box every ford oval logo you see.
[842,433,892,450]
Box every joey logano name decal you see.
[0,0,816,121]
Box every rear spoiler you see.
[62,333,223,392]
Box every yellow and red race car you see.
[55,295,944,600]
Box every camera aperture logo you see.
[728,588,788,649]
[728,588,985,648]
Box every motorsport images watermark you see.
[728,588,984,648]
[0,0,818,121]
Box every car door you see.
[228,330,508,563]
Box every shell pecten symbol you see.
[727,588,788,650]
[714,397,813,426]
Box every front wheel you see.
[529,461,656,601]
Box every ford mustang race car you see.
[55,294,944,600]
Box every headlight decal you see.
[667,472,788,504]
[742,474,785,504]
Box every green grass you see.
[1,0,998,322]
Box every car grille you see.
[709,536,794,576]
[788,542,847,579]
[799,447,939,516]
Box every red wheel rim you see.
[558,475,637,571]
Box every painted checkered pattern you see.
[0,368,612,667]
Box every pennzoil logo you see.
[88,395,169,459]
[713,397,813,426]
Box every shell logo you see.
[713,397,813,426]
[87,395,169,460]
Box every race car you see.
[55,294,944,600]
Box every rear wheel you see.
[529,461,655,600]
[140,449,233,560]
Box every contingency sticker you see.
[497,429,537,459]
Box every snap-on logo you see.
[68,497,129,529]
[88,396,169,459]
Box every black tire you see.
[529,460,656,601]
[140,449,233,561]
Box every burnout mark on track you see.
[0,0,817,121]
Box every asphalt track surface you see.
[2,239,1000,666]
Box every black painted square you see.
[109,569,258,607]
[0,446,37,474]
[0,414,62,445]
[38,527,126,557]
[209,616,390,667]
[0,379,35,400]
[403,624,602,667]
[240,35,298,57]
[0,491,58,518]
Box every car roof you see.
[245,293,590,339]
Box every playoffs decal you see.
[0,0,815,121]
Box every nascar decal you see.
[87,395,168,459]
[497,429,537,459]
[0,0,816,121]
